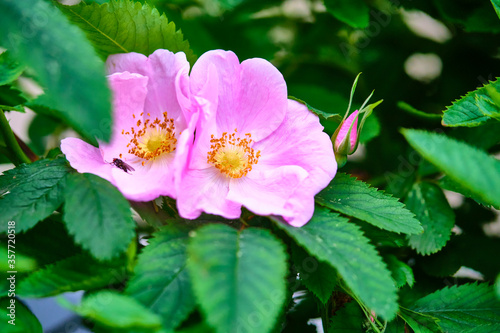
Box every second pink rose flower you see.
[177,50,337,227]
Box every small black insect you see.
[109,158,135,174]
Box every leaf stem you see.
[320,301,330,332]
[340,283,382,333]
[0,109,31,166]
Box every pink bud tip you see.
[335,110,359,152]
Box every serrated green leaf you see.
[126,225,196,330]
[442,78,500,127]
[411,283,500,332]
[0,51,23,86]
[63,173,135,260]
[273,208,398,320]
[187,224,288,333]
[292,244,338,304]
[17,253,125,297]
[405,182,455,255]
[0,0,112,142]
[0,298,42,333]
[71,291,163,330]
[316,173,423,235]
[58,0,195,64]
[0,158,70,233]
[384,255,414,288]
[398,308,442,333]
[401,129,500,208]
[328,301,364,333]
[324,0,370,29]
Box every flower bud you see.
[332,73,383,168]
[334,110,359,154]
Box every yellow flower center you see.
[207,129,260,178]
[122,112,177,166]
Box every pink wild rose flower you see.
[61,50,195,201]
[177,50,337,227]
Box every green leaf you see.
[398,308,442,333]
[126,225,196,330]
[16,216,82,267]
[289,96,343,123]
[0,298,42,333]
[411,283,500,332]
[439,176,497,209]
[356,220,407,249]
[328,301,365,333]
[63,173,135,260]
[70,291,163,330]
[187,224,288,333]
[397,101,442,120]
[292,244,338,304]
[324,0,370,29]
[442,78,500,127]
[0,85,26,112]
[17,253,125,297]
[58,0,195,64]
[0,0,112,142]
[401,129,500,208]
[0,158,70,233]
[0,245,37,273]
[405,182,455,255]
[316,173,423,235]
[273,208,398,320]
[493,0,500,18]
[28,114,60,156]
[384,255,414,288]
[0,51,24,86]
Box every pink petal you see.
[187,63,220,170]
[227,165,308,217]
[106,52,148,75]
[189,50,287,141]
[106,50,191,129]
[177,168,241,219]
[99,72,148,164]
[60,137,113,184]
[335,110,359,152]
[254,100,337,226]
[172,109,199,193]
[110,156,173,201]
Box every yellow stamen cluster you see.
[123,112,177,165]
[207,129,260,178]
